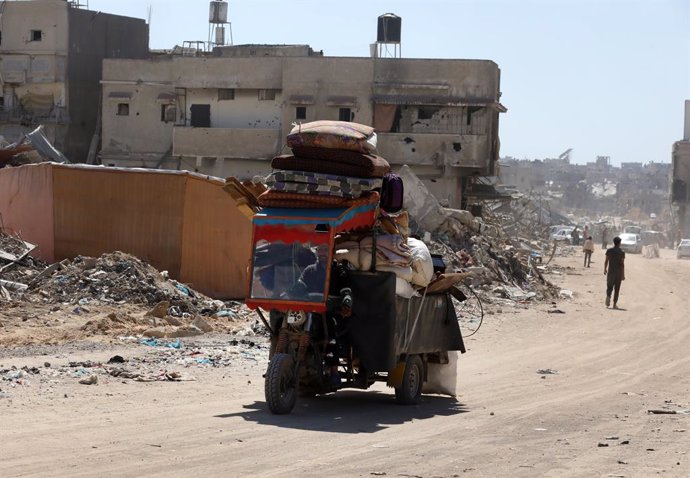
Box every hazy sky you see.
[88,0,690,165]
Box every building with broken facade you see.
[0,0,148,163]
[671,100,690,238]
[99,44,505,208]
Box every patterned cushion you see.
[266,170,382,198]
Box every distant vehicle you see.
[619,233,642,254]
[549,224,570,235]
[641,230,667,248]
[677,239,690,259]
[623,225,642,235]
[550,227,574,243]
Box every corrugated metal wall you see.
[180,175,252,299]
[0,163,55,261]
[0,163,251,299]
[53,166,186,277]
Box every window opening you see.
[190,104,211,127]
[218,88,235,100]
[258,89,277,101]
[418,106,439,120]
[339,108,352,122]
[161,104,176,123]
[296,106,306,120]
[466,106,482,125]
[117,103,129,116]
[31,30,42,42]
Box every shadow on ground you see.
[215,391,468,433]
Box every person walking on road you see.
[583,235,594,267]
[604,236,625,309]
[601,226,609,249]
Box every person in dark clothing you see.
[604,236,625,309]
[294,243,330,298]
[294,244,353,386]
[601,226,609,250]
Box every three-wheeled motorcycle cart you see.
[246,203,466,414]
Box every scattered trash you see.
[78,375,98,385]
[547,309,566,314]
[647,409,690,415]
[537,369,559,375]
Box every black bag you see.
[380,172,404,213]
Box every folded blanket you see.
[359,234,412,268]
[287,120,377,153]
[257,190,380,209]
[266,170,382,198]
[272,152,390,179]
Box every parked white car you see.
[619,233,642,254]
[550,227,574,243]
[677,239,690,259]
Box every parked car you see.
[623,225,642,235]
[677,239,690,259]
[619,233,642,254]
[550,227,574,243]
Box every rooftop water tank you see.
[377,13,401,43]
[209,1,228,24]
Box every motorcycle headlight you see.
[286,310,307,326]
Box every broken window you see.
[258,89,277,101]
[339,108,352,122]
[418,107,439,120]
[218,88,235,100]
[463,106,486,134]
[117,103,129,116]
[160,104,176,123]
[31,30,42,42]
[0,97,4,111]
[296,106,306,120]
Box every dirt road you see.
[2,249,689,477]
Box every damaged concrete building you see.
[0,0,148,162]
[99,43,505,208]
[671,100,690,238]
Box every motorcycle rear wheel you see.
[265,353,297,414]
[395,354,424,405]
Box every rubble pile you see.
[1,231,260,341]
[397,165,560,303]
[25,252,202,309]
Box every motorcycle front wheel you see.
[265,353,297,414]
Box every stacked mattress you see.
[258,121,390,208]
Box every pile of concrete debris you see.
[1,232,260,340]
[399,166,560,304]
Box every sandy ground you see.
[1,248,689,477]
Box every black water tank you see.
[377,13,401,43]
